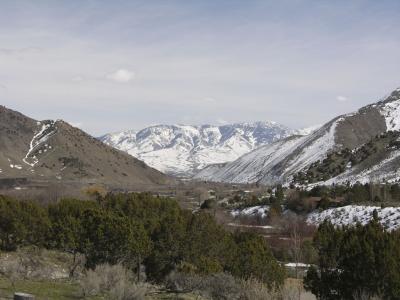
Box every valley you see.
[3,1,400,298]
[2,90,400,298]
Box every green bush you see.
[305,220,400,299]
[0,193,284,286]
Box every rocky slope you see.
[0,106,170,189]
[195,88,400,185]
[100,122,297,177]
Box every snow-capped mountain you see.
[100,122,296,177]
[195,87,400,185]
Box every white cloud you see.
[106,69,135,83]
[0,47,42,55]
[72,75,84,82]
[336,96,348,102]
[2,2,400,135]
[70,122,83,128]
[216,118,228,125]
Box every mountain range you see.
[195,88,400,185]
[4,87,400,189]
[0,106,170,190]
[100,122,304,177]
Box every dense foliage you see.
[304,217,400,299]
[0,193,285,286]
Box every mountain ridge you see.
[0,105,171,190]
[100,121,302,177]
[194,87,400,185]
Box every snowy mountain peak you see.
[195,87,400,185]
[378,89,400,131]
[100,121,295,177]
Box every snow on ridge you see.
[283,120,339,176]
[23,121,57,167]
[101,122,294,176]
[380,98,400,131]
[196,87,400,185]
[294,124,322,136]
[196,135,306,183]
[307,205,400,231]
[309,148,400,187]
[196,118,341,184]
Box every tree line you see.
[305,215,400,299]
[0,193,285,286]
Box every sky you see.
[1,0,400,135]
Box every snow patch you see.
[231,205,270,218]
[285,263,311,268]
[10,164,22,170]
[317,149,400,186]
[227,223,274,229]
[284,119,340,176]
[295,124,322,136]
[381,99,400,131]
[101,122,295,176]
[307,205,400,231]
[196,119,340,184]
[23,121,57,167]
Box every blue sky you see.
[0,0,400,135]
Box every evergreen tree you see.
[230,232,285,287]
[305,220,400,299]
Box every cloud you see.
[70,122,83,128]
[2,2,400,135]
[0,47,42,56]
[106,69,135,83]
[216,118,228,125]
[203,97,216,102]
[336,96,348,102]
[72,75,84,82]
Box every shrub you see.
[80,268,101,296]
[80,263,147,299]
[0,247,72,283]
[240,277,281,300]
[108,281,148,300]
[239,277,312,300]
[204,273,241,300]
[166,271,241,300]
[165,271,203,293]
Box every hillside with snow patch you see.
[307,205,400,231]
[195,87,400,185]
[231,204,400,231]
[0,105,170,189]
[195,119,341,184]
